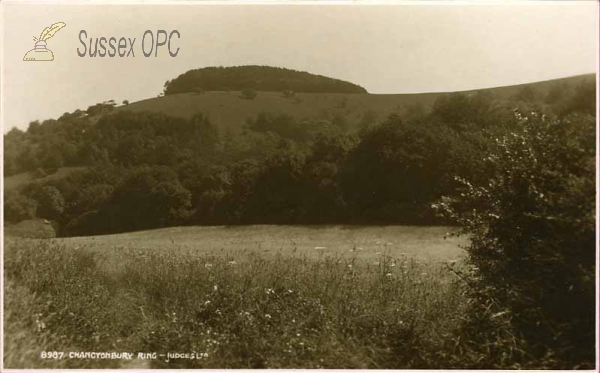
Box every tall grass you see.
[4,238,467,369]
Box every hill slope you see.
[119,73,595,134]
[119,91,442,134]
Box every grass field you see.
[58,225,466,260]
[4,225,471,369]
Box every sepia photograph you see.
[1,0,598,370]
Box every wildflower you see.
[491,311,510,319]
[213,284,218,291]
[266,288,275,295]
[265,314,272,319]
[204,300,211,305]
[228,260,238,265]
[35,319,46,332]
[386,273,393,277]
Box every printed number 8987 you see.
[40,351,65,359]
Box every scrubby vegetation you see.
[436,110,596,368]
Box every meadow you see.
[4,225,471,369]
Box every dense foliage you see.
[436,110,596,368]
[163,66,368,95]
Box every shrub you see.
[241,89,257,100]
[437,110,596,368]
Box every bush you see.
[438,110,596,368]
[241,89,257,100]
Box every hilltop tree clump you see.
[163,66,368,95]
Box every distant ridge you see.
[163,65,368,95]
[454,73,596,97]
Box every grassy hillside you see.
[118,91,440,133]
[481,73,594,98]
[118,73,595,134]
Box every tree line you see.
[4,79,594,236]
[163,65,368,95]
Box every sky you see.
[1,1,598,132]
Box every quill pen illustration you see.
[24,22,66,61]
[39,22,66,41]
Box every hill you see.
[163,65,368,95]
[119,73,595,134]
[118,90,441,134]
